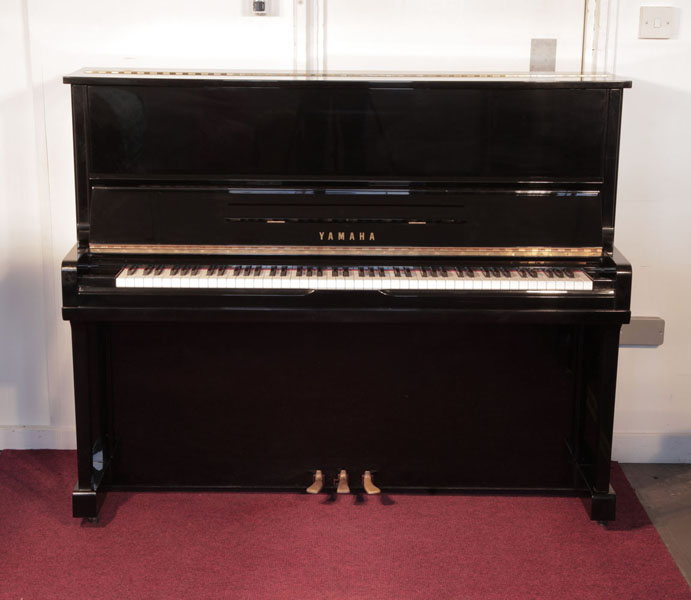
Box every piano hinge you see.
[89,244,602,258]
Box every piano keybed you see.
[115,264,594,291]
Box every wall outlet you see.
[242,0,278,17]
[639,7,675,39]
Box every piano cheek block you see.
[62,68,631,521]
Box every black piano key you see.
[553,268,564,278]
[307,267,313,277]
[280,266,288,277]
[490,267,501,277]
[254,266,263,276]
[154,265,165,276]
[270,266,277,277]
[421,267,428,278]
[127,265,138,275]
[405,267,412,278]
[332,267,339,277]
[529,268,538,278]
[296,267,303,277]
[518,267,527,278]
[440,267,448,278]
[359,267,365,277]
[368,267,375,278]
[565,268,575,278]
[481,267,490,277]
[169,266,180,276]
[545,269,554,278]
[454,266,463,278]
[189,266,200,276]
[317,267,323,277]
[142,265,154,275]
[465,267,475,278]
[234,266,242,276]
[500,267,511,277]
[343,267,349,277]
[217,266,226,276]
[180,266,190,276]
[243,266,251,276]
[206,266,216,276]
[378,267,386,278]
[394,267,401,277]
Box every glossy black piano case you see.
[62,71,631,522]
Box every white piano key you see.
[133,268,145,288]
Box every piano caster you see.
[336,469,350,494]
[306,469,324,494]
[362,470,381,495]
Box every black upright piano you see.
[62,69,632,521]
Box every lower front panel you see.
[105,321,579,491]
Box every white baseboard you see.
[0,426,76,449]
[613,432,691,463]
[1,427,689,463]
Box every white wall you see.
[0,1,53,440]
[326,0,585,72]
[612,0,691,462]
[0,0,296,448]
[1,0,689,461]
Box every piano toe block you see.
[590,485,616,522]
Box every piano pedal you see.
[336,469,350,494]
[306,469,324,494]
[362,470,381,495]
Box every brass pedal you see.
[362,470,381,495]
[306,470,324,494]
[336,469,350,494]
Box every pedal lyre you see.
[336,469,350,494]
[362,470,381,495]
[306,470,324,494]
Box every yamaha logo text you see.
[319,231,376,242]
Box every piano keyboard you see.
[115,265,594,291]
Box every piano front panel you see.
[87,85,608,180]
[108,320,579,491]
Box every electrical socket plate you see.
[242,0,278,17]
[639,6,675,39]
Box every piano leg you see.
[70,322,111,520]
[571,324,623,522]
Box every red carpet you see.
[0,451,689,600]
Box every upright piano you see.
[62,69,632,521]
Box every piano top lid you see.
[63,68,632,89]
